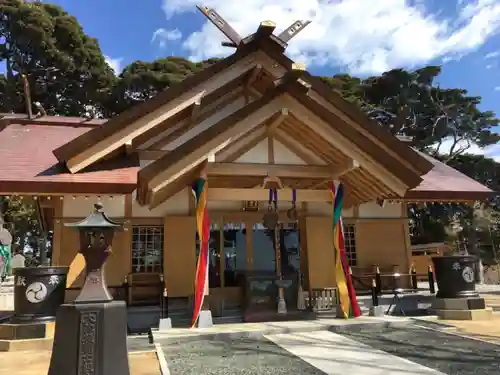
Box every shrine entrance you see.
[198,212,302,320]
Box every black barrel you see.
[432,255,479,299]
[11,266,69,323]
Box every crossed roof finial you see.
[196,5,311,49]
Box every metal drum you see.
[432,255,479,299]
[11,266,68,323]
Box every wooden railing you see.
[306,287,338,311]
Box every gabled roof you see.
[53,26,433,180]
[135,68,428,207]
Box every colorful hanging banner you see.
[191,178,210,328]
[331,182,361,318]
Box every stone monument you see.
[48,202,130,375]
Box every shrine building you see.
[0,21,493,321]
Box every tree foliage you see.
[103,57,217,116]
[0,0,115,116]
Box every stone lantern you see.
[48,202,130,375]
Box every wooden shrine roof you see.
[0,22,494,204]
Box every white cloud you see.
[152,28,183,49]
[161,0,500,75]
[431,137,500,162]
[486,63,495,69]
[495,86,500,91]
[485,51,500,59]
[104,55,123,75]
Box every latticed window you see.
[344,224,357,266]
[131,226,164,273]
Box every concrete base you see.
[0,320,55,340]
[369,306,385,317]
[0,320,55,352]
[197,310,213,328]
[158,318,172,330]
[0,337,52,352]
[432,297,485,311]
[436,307,493,321]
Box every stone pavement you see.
[342,322,500,375]
[0,350,161,375]
[152,315,410,342]
[266,330,445,375]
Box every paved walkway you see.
[0,350,161,375]
[266,330,445,375]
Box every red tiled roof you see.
[405,151,494,200]
[0,123,138,194]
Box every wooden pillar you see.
[51,197,63,266]
[401,202,413,274]
[123,194,133,278]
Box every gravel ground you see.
[161,337,326,375]
[127,335,155,352]
[340,322,500,375]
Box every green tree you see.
[105,57,219,115]
[326,67,500,156]
[0,0,115,116]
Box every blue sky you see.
[42,1,500,157]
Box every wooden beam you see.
[191,98,202,122]
[65,54,260,173]
[246,64,262,87]
[267,108,288,134]
[299,160,359,189]
[138,150,168,160]
[216,125,267,162]
[273,63,308,92]
[255,21,276,39]
[151,93,246,151]
[208,188,331,202]
[142,89,242,150]
[244,65,262,103]
[277,20,311,44]
[268,135,275,164]
[148,170,199,210]
[282,94,409,196]
[206,162,350,179]
[197,6,242,45]
[143,96,285,193]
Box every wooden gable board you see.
[54,43,263,173]
[252,39,434,177]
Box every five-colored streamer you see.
[191,178,210,328]
[330,182,361,318]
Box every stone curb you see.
[154,343,171,375]
[151,318,414,344]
